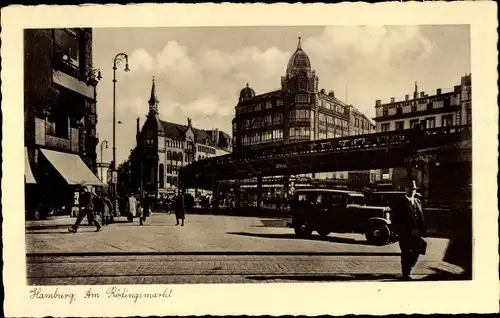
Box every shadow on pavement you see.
[26,224,72,231]
[227,231,384,247]
[246,273,403,282]
[246,273,468,282]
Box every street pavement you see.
[26,213,466,285]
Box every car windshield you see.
[347,195,365,205]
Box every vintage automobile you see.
[290,188,396,245]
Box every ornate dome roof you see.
[287,37,311,71]
[239,83,255,101]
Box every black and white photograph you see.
[2,3,498,316]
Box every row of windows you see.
[289,127,310,137]
[318,100,346,114]
[354,117,373,130]
[237,99,283,114]
[166,151,183,161]
[295,94,309,103]
[242,113,283,130]
[241,129,284,146]
[380,114,455,132]
[382,99,452,116]
[166,139,183,149]
[197,145,216,155]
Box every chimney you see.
[405,94,409,101]
[320,88,326,94]
[437,88,442,95]
[328,90,335,98]
[420,92,425,98]
[390,97,395,103]
[375,100,381,106]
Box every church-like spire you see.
[297,36,302,50]
[148,77,159,115]
[148,76,159,105]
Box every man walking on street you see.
[391,179,427,280]
[69,186,102,233]
[174,190,185,226]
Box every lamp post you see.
[100,140,108,182]
[112,53,130,214]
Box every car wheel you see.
[317,229,330,237]
[365,223,390,245]
[294,221,312,238]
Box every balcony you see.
[289,118,311,125]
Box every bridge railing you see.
[183,125,471,172]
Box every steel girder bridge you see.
[179,125,472,191]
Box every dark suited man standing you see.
[391,179,427,280]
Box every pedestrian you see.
[69,186,102,233]
[391,179,427,280]
[142,194,151,223]
[174,190,185,226]
[128,192,138,222]
[102,194,113,225]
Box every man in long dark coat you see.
[174,190,185,226]
[69,186,102,233]
[391,179,427,280]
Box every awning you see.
[25,147,37,184]
[40,149,103,186]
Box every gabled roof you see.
[159,119,230,149]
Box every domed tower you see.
[239,83,256,103]
[281,36,319,93]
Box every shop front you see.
[33,148,103,219]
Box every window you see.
[441,115,453,127]
[298,73,308,90]
[381,123,390,132]
[396,107,402,115]
[53,29,81,68]
[411,104,417,112]
[159,164,165,188]
[265,101,272,109]
[466,103,472,124]
[277,99,283,107]
[425,117,436,128]
[255,104,261,111]
[46,115,69,139]
[410,119,419,128]
[295,94,309,103]
[395,121,404,131]
[382,107,389,116]
[427,103,433,110]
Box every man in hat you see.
[69,186,102,233]
[391,178,427,280]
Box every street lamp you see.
[111,52,130,214]
[100,140,108,182]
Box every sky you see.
[93,25,470,167]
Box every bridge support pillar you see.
[257,176,263,209]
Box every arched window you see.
[167,151,171,160]
[159,164,165,188]
[179,153,183,164]
[173,152,178,162]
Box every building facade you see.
[372,74,472,194]
[231,37,375,190]
[374,74,472,132]
[24,28,102,219]
[123,79,231,200]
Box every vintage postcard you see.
[1,3,498,316]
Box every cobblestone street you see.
[26,213,465,284]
